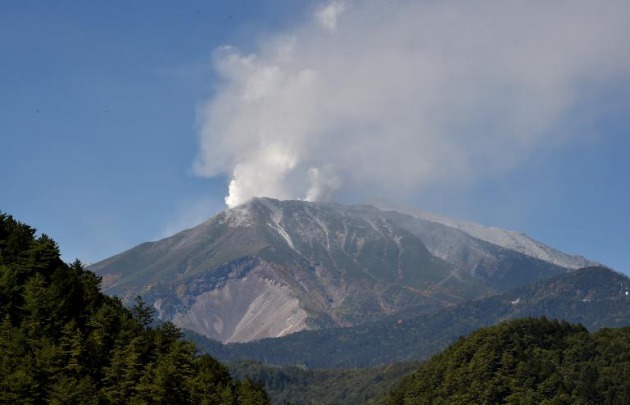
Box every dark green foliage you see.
[229,360,418,405]
[237,378,272,405]
[0,212,270,404]
[386,318,630,404]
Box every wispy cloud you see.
[194,0,630,208]
[315,1,345,33]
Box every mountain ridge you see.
[370,199,595,269]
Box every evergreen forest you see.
[0,212,270,404]
[387,318,630,404]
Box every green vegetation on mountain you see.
[229,360,418,405]
[0,212,270,404]
[386,318,630,404]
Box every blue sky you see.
[1,1,629,276]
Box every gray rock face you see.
[372,200,596,269]
[90,198,592,343]
[171,274,307,343]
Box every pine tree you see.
[0,212,269,403]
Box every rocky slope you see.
[90,198,591,343]
[194,267,630,368]
[372,200,595,270]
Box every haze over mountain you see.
[90,198,596,344]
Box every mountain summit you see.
[90,198,594,343]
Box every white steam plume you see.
[194,0,630,208]
[305,165,341,202]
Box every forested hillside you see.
[229,360,417,405]
[0,213,270,404]
[387,318,630,404]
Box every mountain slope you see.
[90,198,585,343]
[381,210,572,292]
[191,267,630,368]
[372,200,595,269]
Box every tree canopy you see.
[387,317,630,404]
[0,212,270,404]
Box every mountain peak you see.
[90,198,599,343]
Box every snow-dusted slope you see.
[371,200,596,270]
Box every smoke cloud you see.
[194,0,630,208]
[305,165,341,203]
